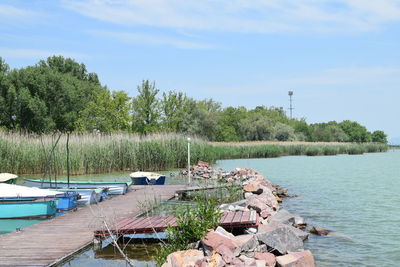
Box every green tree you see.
[371,130,387,143]
[131,80,160,134]
[339,120,371,143]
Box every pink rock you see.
[276,250,315,267]
[216,244,235,263]
[202,231,237,253]
[255,252,276,266]
[261,210,272,219]
[239,255,257,266]
[246,197,269,213]
[166,249,205,267]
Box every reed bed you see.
[0,132,388,175]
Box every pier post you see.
[93,237,102,250]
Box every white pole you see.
[187,137,191,185]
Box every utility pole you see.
[187,137,191,185]
[288,91,294,119]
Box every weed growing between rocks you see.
[154,197,222,266]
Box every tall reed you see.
[0,132,388,175]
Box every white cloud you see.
[62,0,400,33]
[91,30,216,49]
[0,48,89,60]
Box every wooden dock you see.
[94,211,259,237]
[0,185,185,267]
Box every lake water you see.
[3,150,399,266]
[215,149,400,267]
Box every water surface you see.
[215,150,400,267]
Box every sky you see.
[1,0,400,142]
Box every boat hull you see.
[0,200,57,219]
[131,176,166,185]
[24,179,129,195]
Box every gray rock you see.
[244,192,254,199]
[257,224,304,254]
[268,209,295,225]
[261,221,309,241]
[245,227,258,234]
[234,234,258,252]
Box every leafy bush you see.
[154,197,222,266]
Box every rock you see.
[239,255,257,266]
[228,205,235,211]
[256,260,268,267]
[294,216,307,228]
[310,227,331,236]
[245,227,258,234]
[229,199,247,207]
[246,197,269,213]
[209,252,225,267]
[201,229,238,256]
[215,226,235,239]
[259,222,309,241]
[226,177,234,183]
[255,192,279,210]
[216,244,235,263]
[255,252,276,267]
[268,209,296,226]
[276,250,315,267]
[245,192,254,199]
[165,249,204,267]
[257,224,304,254]
[244,181,264,194]
[233,234,258,252]
[261,210,272,219]
[254,244,269,253]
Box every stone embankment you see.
[166,165,316,267]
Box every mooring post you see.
[93,237,102,251]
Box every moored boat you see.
[0,173,18,184]
[130,172,166,185]
[24,179,130,195]
[0,184,78,211]
[55,188,108,205]
[0,199,57,219]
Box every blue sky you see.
[1,0,400,141]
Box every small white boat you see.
[0,173,18,184]
[24,179,130,195]
[55,188,108,205]
[130,172,166,185]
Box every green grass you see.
[0,132,389,175]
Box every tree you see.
[274,122,296,141]
[371,130,387,143]
[339,120,371,143]
[131,80,160,134]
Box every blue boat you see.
[130,172,166,185]
[0,199,57,219]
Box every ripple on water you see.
[215,151,400,267]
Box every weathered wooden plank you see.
[0,184,186,267]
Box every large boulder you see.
[257,224,304,254]
[201,228,239,256]
[246,197,271,213]
[255,252,276,267]
[268,209,295,225]
[233,234,258,253]
[259,222,309,242]
[163,249,205,267]
[276,250,315,267]
[244,180,273,195]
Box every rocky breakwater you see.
[163,168,315,267]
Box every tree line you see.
[0,56,387,143]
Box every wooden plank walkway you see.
[94,211,259,237]
[0,185,185,267]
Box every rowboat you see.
[130,172,166,185]
[55,188,108,205]
[0,199,57,219]
[0,173,18,184]
[24,179,130,195]
[0,184,78,211]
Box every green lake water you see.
[215,149,400,267]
